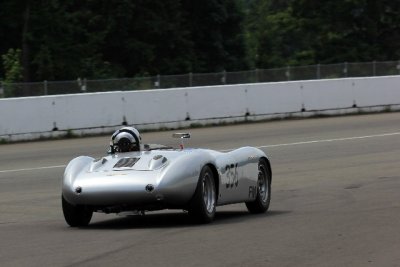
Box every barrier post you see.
[44,80,48,95]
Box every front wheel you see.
[62,195,93,227]
[188,165,217,223]
[245,159,271,213]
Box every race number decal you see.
[225,163,239,188]
[248,186,257,198]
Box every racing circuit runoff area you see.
[0,112,399,266]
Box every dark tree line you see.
[1,0,399,82]
[247,0,400,68]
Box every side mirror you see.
[107,146,114,154]
[172,133,190,149]
[172,133,191,139]
[108,141,116,154]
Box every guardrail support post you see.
[397,60,400,74]
[286,66,291,81]
[189,72,193,87]
[373,61,376,76]
[157,74,160,88]
[44,80,48,95]
[221,70,226,84]
[255,68,259,83]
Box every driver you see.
[110,127,142,153]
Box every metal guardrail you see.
[1,61,400,98]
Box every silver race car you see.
[62,127,272,226]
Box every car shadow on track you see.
[85,210,290,230]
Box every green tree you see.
[1,0,250,81]
[1,48,23,97]
[2,48,23,82]
[247,0,400,68]
[182,0,249,72]
[0,0,25,80]
[102,0,194,76]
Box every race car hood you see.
[88,150,189,172]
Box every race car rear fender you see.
[157,151,219,206]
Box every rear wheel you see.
[188,165,216,223]
[62,195,93,227]
[245,159,271,213]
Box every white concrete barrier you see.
[1,76,399,141]
[353,76,400,106]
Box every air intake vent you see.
[113,157,140,168]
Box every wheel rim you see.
[258,165,269,204]
[202,172,216,213]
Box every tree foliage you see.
[0,0,399,81]
[2,48,23,82]
[0,0,248,81]
[249,0,400,68]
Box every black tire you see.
[62,195,93,227]
[245,159,271,214]
[188,165,217,223]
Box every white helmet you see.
[110,127,141,153]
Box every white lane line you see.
[1,132,399,173]
[220,131,400,152]
[0,165,66,174]
[257,131,400,149]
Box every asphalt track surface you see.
[1,113,400,267]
